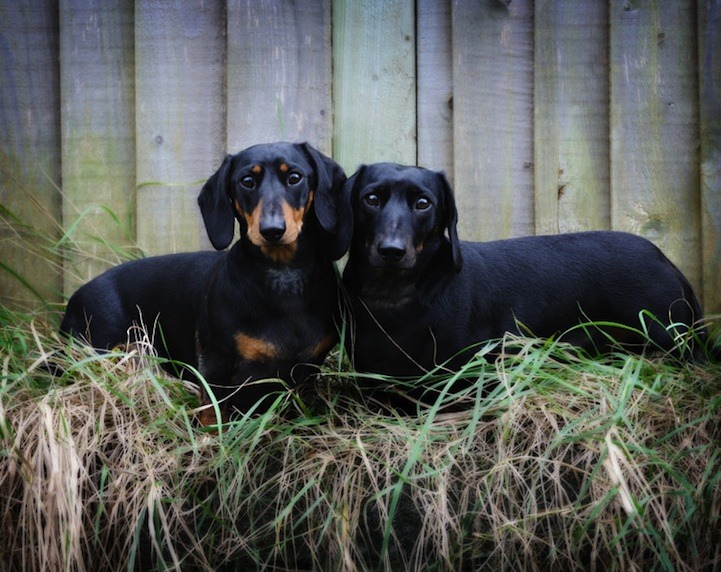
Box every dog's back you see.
[445,232,705,358]
[60,251,222,371]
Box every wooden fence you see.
[1,0,720,314]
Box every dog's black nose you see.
[260,225,285,242]
[377,242,406,262]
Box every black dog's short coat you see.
[60,252,222,371]
[60,142,348,421]
[341,163,712,381]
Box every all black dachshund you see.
[341,163,715,384]
[60,142,348,423]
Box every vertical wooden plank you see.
[417,0,453,180]
[59,0,136,294]
[452,0,534,242]
[332,0,416,173]
[699,0,721,313]
[610,0,701,293]
[226,0,332,155]
[135,1,225,256]
[534,0,610,234]
[0,1,63,311]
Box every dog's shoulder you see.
[102,251,222,288]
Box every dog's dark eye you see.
[415,196,431,211]
[240,175,255,189]
[364,193,380,207]
[287,171,303,186]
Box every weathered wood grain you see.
[0,1,63,310]
[226,0,332,155]
[452,0,534,242]
[135,0,224,256]
[0,1,718,315]
[610,0,701,294]
[332,0,416,174]
[699,0,721,314]
[59,0,136,294]
[534,0,610,234]
[417,0,453,180]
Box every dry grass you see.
[1,308,720,571]
[3,155,721,571]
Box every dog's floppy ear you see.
[198,154,235,250]
[337,165,366,258]
[436,171,462,273]
[301,142,351,260]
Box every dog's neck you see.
[346,262,420,311]
[227,230,325,294]
[346,240,455,311]
[264,265,311,296]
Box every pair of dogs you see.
[60,142,715,421]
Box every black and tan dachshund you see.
[60,142,348,423]
[341,163,716,384]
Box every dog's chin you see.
[252,238,299,264]
[250,234,297,248]
[367,253,418,272]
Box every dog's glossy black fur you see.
[60,142,348,421]
[60,251,222,372]
[341,163,714,383]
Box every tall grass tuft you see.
[1,305,719,571]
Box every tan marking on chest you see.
[303,333,336,360]
[235,332,281,362]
